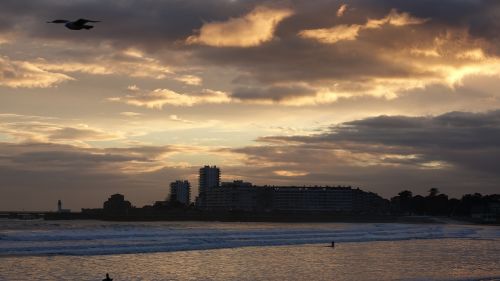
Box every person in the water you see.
[102,273,112,281]
[331,241,335,248]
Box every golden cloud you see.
[337,4,348,17]
[298,24,362,44]
[299,9,428,44]
[110,86,231,108]
[365,9,429,28]
[0,56,73,88]
[169,114,194,124]
[186,6,293,47]
[274,170,309,177]
[32,52,172,79]
[0,119,123,147]
[120,112,142,117]
[174,74,203,86]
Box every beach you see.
[1,220,499,280]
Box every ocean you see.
[0,219,499,280]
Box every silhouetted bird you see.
[47,18,100,30]
[102,273,113,281]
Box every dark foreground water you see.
[0,220,499,281]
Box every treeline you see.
[390,188,500,216]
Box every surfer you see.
[102,273,113,281]
[331,241,335,248]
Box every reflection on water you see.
[1,239,499,281]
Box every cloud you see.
[337,4,348,17]
[1,0,499,106]
[298,9,428,44]
[201,15,500,104]
[110,86,231,108]
[258,110,500,174]
[2,0,500,208]
[174,74,203,86]
[0,56,73,88]
[223,110,500,197]
[48,127,120,142]
[120,112,142,117]
[366,9,429,28]
[274,170,309,177]
[298,24,362,44]
[186,6,293,47]
[0,117,123,146]
[32,49,173,79]
[231,84,316,103]
[0,141,198,210]
[169,115,194,124]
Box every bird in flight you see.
[47,18,100,30]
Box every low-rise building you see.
[201,183,386,214]
[103,194,132,215]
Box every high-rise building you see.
[199,165,220,194]
[196,165,220,208]
[170,180,191,205]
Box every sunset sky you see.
[1,0,499,210]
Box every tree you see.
[397,190,413,215]
[428,188,439,197]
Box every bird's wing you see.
[74,18,100,25]
[48,19,69,23]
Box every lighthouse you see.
[57,200,70,213]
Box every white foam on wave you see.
[0,222,499,256]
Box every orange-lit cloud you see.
[120,112,142,117]
[0,56,73,88]
[0,120,123,147]
[186,6,293,47]
[365,9,429,28]
[169,114,194,124]
[2,0,500,210]
[174,75,202,86]
[299,24,361,44]
[109,86,231,108]
[336,4,348,17]
[274,170,309,177]
[32,51,173,79]
[299,9,428,44]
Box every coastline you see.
[40,212,488,225]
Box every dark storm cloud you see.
[256,110,500,174]
[2,0,495,53]
[0,0,259,49]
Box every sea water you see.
[0,219,499,280]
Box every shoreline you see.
[2,211,495,225]
[41,213,492,225]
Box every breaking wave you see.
[0,221,499,256]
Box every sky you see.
[1,0,499,211]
